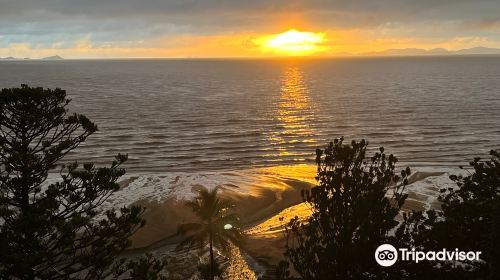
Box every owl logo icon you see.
[375,244,398,267]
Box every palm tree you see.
[177,187,243,280]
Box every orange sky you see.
[1,1,500,58]
[4,29,498,59]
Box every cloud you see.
[3,0,500,29]
[462,17,500,31]
[1,0,500,57]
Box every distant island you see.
[2,47,500,59]
[0,55,64,60]
[359,46,500,56]
[42,55,64,60]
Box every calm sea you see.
[1,57,499,173]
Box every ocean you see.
[1,57,499,173]
[3,57,498,277]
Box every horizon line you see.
[4,53,500,61]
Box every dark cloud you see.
[462,17,500,31]
[1,0,499,48]
[2,0,499,24]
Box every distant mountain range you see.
[0,55,64,60]
[2,47,500,59]
[42,55,64,60]
[360,46,500,56]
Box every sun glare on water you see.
[258,29,327,56]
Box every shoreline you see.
[117,166,454,250]
[108,165,456,278]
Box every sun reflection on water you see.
[269,65,317,157]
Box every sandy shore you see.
[127,166,317,249]
[111,166,456,278]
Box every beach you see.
[99,164,457,278]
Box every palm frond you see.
[178,186,244,257]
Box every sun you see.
[257,29,327,56]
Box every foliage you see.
[278,137,498,280]
[177,187,243,280]
[0,85,165,279]
[397,150,500,279]
[279,137,411,279]
[116,253,168,280]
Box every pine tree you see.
[0,85,165,279]
[278,138,410,279]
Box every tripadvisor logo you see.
[375,244,482,267]
[375,244,398,267]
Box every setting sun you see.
[257,29,327,56]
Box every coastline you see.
[101,164,457,278]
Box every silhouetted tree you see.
[278,138,411,279]
[396,150,500,279]
[116,253,168,280]
[177,187,243,280]
[0,85,166,279]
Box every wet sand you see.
[114,166,455,278]
[124,165,317,249]
[129,182,315,249]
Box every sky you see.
[1,0,500,58]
